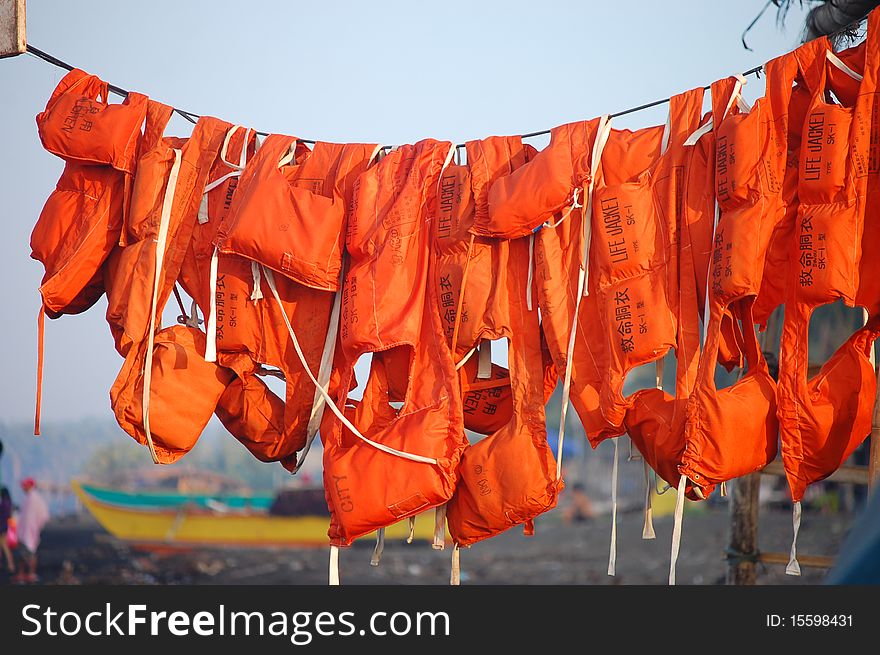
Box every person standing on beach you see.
[0,487,14,573]
[14,478,49,583]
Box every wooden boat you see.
[78,481,274,511]
[72,480,440,548]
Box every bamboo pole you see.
[759,551,833,570]
[761,460,869,486]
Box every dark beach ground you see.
[0,504,851,585]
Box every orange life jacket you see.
[319,140,468,560]
[437,137,562,549]
[486,121,597,238]
[30,70,149,434]
[777,12,880,512]
[679,48,808,497]
[507,118,621,445]
[622,88,717,502]
[589,90,711,429]
[754,37,863,325]
[210,134,376,470]
[107,113,234,463]
[173,125,304,467]
[216,134,378,291]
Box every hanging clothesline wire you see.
[25,43,766,149]
[21,44,806,149]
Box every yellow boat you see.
[72,480,440,548]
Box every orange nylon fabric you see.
[679,48,807,493]
[209,133,367,469]
[178,124,258,307]
[107,114,234,458]
[590,91,707,428]
[321,140,468,546]
[622,88,717,499]
[485,121,597,238]
[36,69,147,173]
[214,368,288,464]
[754,37,856,326]
[777,12,880,503]
[434,137,549,434]
[113,325,234,464]
[31,70,149,318]
[438,137,561,546]
[216,135,377,291]
[527,118,622,441]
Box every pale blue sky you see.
[0,1,812,423]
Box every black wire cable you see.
[24,43,766,149]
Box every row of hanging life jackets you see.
[28,7,880,582]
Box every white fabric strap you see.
[250,260,264,301]
[450,544,461,585]
[724,74,749,118]
[582,116,613,298]
[720,481,728,497]
[642,460,656,540]
[219,125,253,170]
[827,50,863,81]
[278,140,299,168]
[526,233,535,311]
[406,516,416,544]
[669,474,688,585]
[655,357,665,390]
[701,201,721,341]
[433,504,447,550]
[786,501,802,576]
[219,125,242,167]
[197,193,210,225]
[660,111,672,156]
[477,339,492,379]
[293,288,343,474]
[204,168,244,194]
[370,528,385,567]
[555,116,612,480]
[263,266,439,465]
[454,347,477,371]
[368,143,384,165]
[607,438,619,576]
[204,246,220,362]
[142,148,182,464]
[440,143,457,180]
[627,436,642,461]
[543,187,582,229]
[683,118,713,147]
[329,545,340,585]
[198,127,251,225]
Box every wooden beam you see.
[759,551,834,570]
[0,0,25,58]
[761,460,870,486]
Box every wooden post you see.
[0,0,25,59]
[727,472,762,585]
[870,354,880,489]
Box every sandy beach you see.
[0,504,850,586]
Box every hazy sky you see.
[0,1,812,423]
